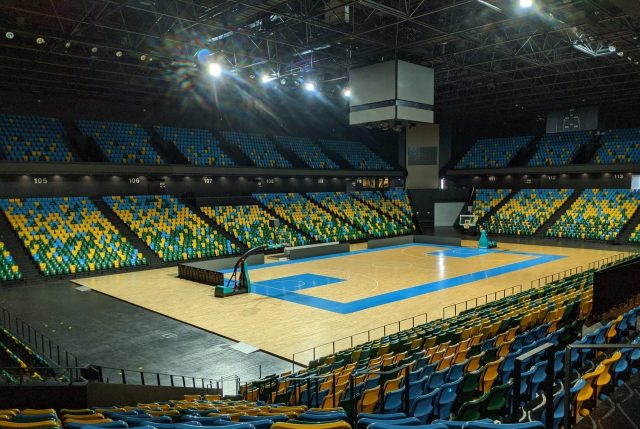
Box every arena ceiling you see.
[1,0,639,115]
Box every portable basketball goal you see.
[459,214,478,230]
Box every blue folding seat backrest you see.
[199,424,254,429]
[430,419,492,429]
[367,424,447,429]
[357,417,420,429]
[297,413,348,423]
[357,413,406,421]
[213,420,268,429]
[72,422,129,429]
[462,422,545,429]
[123,417,172,426]
[141,423,202,429]
[180,416,230,424]
[14,414,58,421]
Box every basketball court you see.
[72,240,627,364]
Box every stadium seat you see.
[222,131,291,168]
[471,189,511,221]
[455,136,533,169]
[0,197,145,275]
[593,127,640,164]
[104,195,237,262]
[275,136,338,169]
[319,139,393,170]
[0,114,75,162]
[547,189,639,241]
[528,131,591,166]
[76,120,163,164]
[0,239,21,281]
[155,126,234,167]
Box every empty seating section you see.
[155,126,234,167]
[254,193,365,242]
[309,192,412,237]
[0,328,55,383]
[528,131,591,166]
[275,136,338,169]
[594,128,640,164]
[455,136,532,169]
[472,189,510,221]
[104,195,237,262]
[0,115,75,162]
[0,197,145,276]
[77,120,163,164]
[547,189,639,241]
[630,224,640,243]
[222,131,291,168]
[243,256,637,424]
[0,240,20,281]
[483,189,573,235]
[320,139,393,170]
[354,191,413,228]
[202,205,307,248]
[383,189,413,219]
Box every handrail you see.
[0,305,81,370]
[0,365,83,385]
[530,266,583,289]
[563,343,640,429]
[587,251,640,270]
[291,312,427,371]
[442,283,524,319]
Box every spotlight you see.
[304,82,316,92]
[140,54,147,61]
[91,47,98,54]
[617,51,624,57]
[608,45,616,53]
[519,0,533,8]
[342,87,352,98]
[64,41,71,49]
[115,50,123,57]
[5,31,14,40]
[280,78,287,85]
[260,75,272,84]
[208,62,222,77]
[36,37,45,45]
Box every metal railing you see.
[563,343,640,429]
[530,266,583,289]
[96,365,219,391]
[291,312,428,370]
[0,305,81,370]
[0,366,83,385]
[442,283,525,319]
[587,251,640,270]
[512,343,555,428]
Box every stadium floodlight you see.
[5,31,14,40]
[260,74,273,84]
[342,87,352,98]
[115,50,123,57]
[140,54,147,61]
[208,62,222,77]
[91,47,98,54]
[304,82,316,92]
[36,37,45,45]
[64,41,71,49]
[519,0,533,8]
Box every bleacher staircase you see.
[615,206,640,244]
[303,194,367,237]
[253,198,310,242]
[533,189,584,237]
[351,192,403,224]
[508,134,542,167]
[214,131,255,167]
[92,199,164,268]
[270,136,308,169]
[572,133,602,164]
[145,127,190,164]
[317,143,352,170]
[477,189,518,223]
[61,120,107,162]
[0,211,40,282]
[180,200,247,252]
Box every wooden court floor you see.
[73,241,625,363]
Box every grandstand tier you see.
[222,132,292,169]
[471,189,511,222]
[455,136,533,169]
[482,189,573,236]
[594,128,640,164]
[275,136,339,170]
[104,195,238,262]
[320,139,393,171]
[546,189,640,241]
[76,120,164,165]
[0,197,145,276]
[528,131,592,167]
[0,115,75,163]
[155,126,234,167]
[0,240,21,282]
